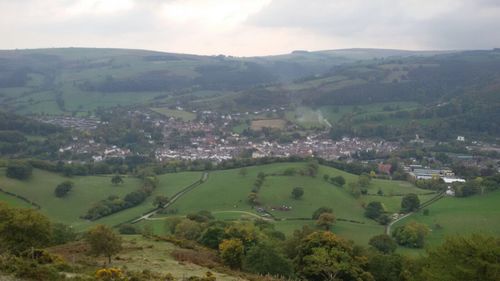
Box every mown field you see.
[0,168,201,230]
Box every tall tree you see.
[219,238,244,269]
[291,187,304,199]
[0,206,52,254]
[316,213,336,230]
[401,193,420,212]
[111,174,123,185]
[421,234,500,281]
[295,231,373,281]
[86,225,122,264]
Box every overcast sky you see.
[1,0,499,56]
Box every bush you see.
[365,201,384,220]
[119,224,139,235]
[312,207,333,220]
[6,162,33,180]
[369,234,397,254]
[54,181,74,198]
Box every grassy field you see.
[151,108,196,121]
[0,168,201,230]
[147,162,427,245]
[0,192,34,209]
[393,191,500,248]
[250,119,286,130]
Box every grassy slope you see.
[0,169,201,230]
[0,192,33,208]
[150,108,196,121]
[393,191,500,247]
[150,162,428,245]
[49,235,243,281]
[0,168,141,229]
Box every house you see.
[378,163,392,175]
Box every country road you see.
[131,172,208,223]
[385,192,445,235]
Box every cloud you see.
[247,0,500,50]
[0,0,498,55]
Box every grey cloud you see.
[247,0,500,49]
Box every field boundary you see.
[115,172,209,227]
[385,191,445,235]
[0,186,41,209]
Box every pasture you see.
[0,168,201,230]
[151,108,196,121]
[393,190,500,248]
[250,119,286,130]
[148,162,428,245]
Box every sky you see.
[0,0,499,56]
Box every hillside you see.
[0,47,453,114]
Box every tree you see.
[6,162,32,180]
[153,195,169,208]
[358,174,371,188]
[316,212,336,230]
[401,193,420,212]
[54,180,74,198]
[199,226,225,249]
[86,225,122,264]
[392,221,429,248]
[291,187,304,199]
[111,174,123,185]
[323,174,330,182]
[247,192,259,206]
[0,206,52,254]
[187,210,214,223]
[365,201,384,220]
[369,234,397,254]
[174,219,203,240]
[312,207,333,220]
[330,175,346,187]
[368,253,407,281]
[51,223,76,245]
[421,234,500,281]
[243,242,293,277]
[295,231,373,281]
[219,238,244,269]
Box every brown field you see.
[250,119,286,130]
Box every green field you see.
[393,191,500,248]
[0,168,202,230]
[151,108,196,121]
[147,162,429,245]
[0,192,34,209]
[2,162,497,249]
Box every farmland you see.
[150,108,196,121]
[144,162,429,245]
[393,190,500,248]
[1,162,499,249]
[250,119,287,130]
[0,168,201,230]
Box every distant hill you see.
[0,47,499,139]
